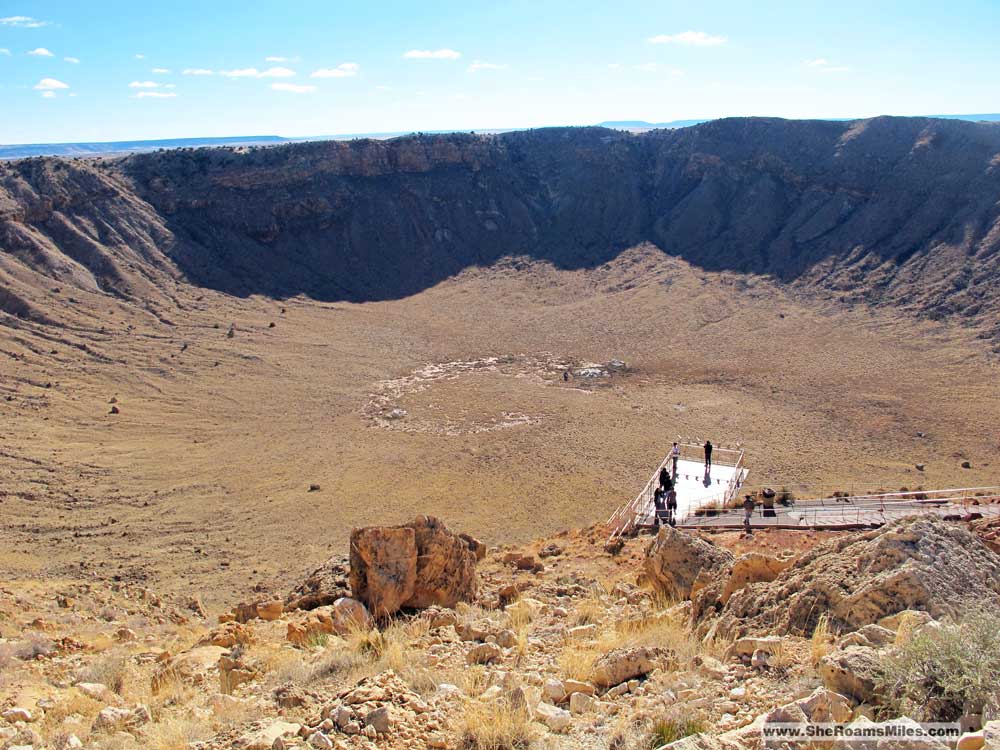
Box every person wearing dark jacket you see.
[666,488,678,525]
[704,440,713,469]
[653,486,668,527]
[659,465,672,491]
[743,494,755,530]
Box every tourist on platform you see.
[653,486,668,527]
[743,494,755,530]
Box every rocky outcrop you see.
[708,516,1000,637]
[349,516,479,617]
[286,554,351,611]
[691,551,797,623]
[286,598,373,645]
[644,526,734,601]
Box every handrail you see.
[606,443,747,540]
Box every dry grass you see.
[571,594,606,627]
[77,651,133,695]
[558,644,600,682]
[143,715,213,750]
[767,640,797,674]
[810,613,833,665]
[12,634,56,661]
[647,712,706,747]
[505,601,536,631]
[259,617,431,693]
[458,698,535,750]
[556,606,733,684]
[38,691,105,736]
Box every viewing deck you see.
[607,446,1000,541]
[606,442,747,539]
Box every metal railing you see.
[678,486,1000,529]
[606,442,746,540]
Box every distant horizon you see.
[2,112,1000,158]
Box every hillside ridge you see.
[2,116,1000,344]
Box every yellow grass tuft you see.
[144,716,213,750]
[458,698,534,750]
[558,643,600,682]
[811,613,833,665]
[571,594,606,627]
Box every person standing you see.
[667,487,678,525]
[704,440,713,470]
[743,494,755,530]
[671,442,680,478]
[659,464,672,492]
[653,486,667,527]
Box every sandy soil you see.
[1,245,997,605]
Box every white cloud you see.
[271,82,316,93]
[136,91,176,98]
[64,56,80,64]
[152,67,170,74]
[467,60,506,73]
[648,31,727,46]
[403,48,461,60]
[0,15,49,28]
[632,63,684,76]
[0,48,9,56]
[34,77,69,90]
[129,80,160,88]
[607,63,622,70]
[804,58,850,73]
[220,66,295,78]
[374,85,393,90]
[183,68,214,75]
[265,56,287,62]
[27,47,54,57]
[311,62,359,78]
[135,53,145,59]
[164,83,176,89]
[41,90,56,98]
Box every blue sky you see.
[2,0,999,144]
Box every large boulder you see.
[818,645,882,704]
[710,516,1000,637]
[591,646,668,687]
[349,516,479,617]
[643,526,734,601]
[405,516,480,608]
[349,526,417,618]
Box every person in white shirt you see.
[670,442,680,478]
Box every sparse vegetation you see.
[458,698,535,750]
[647,712,705,748]
[875,612,1000,721]
[810,613,833,665]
